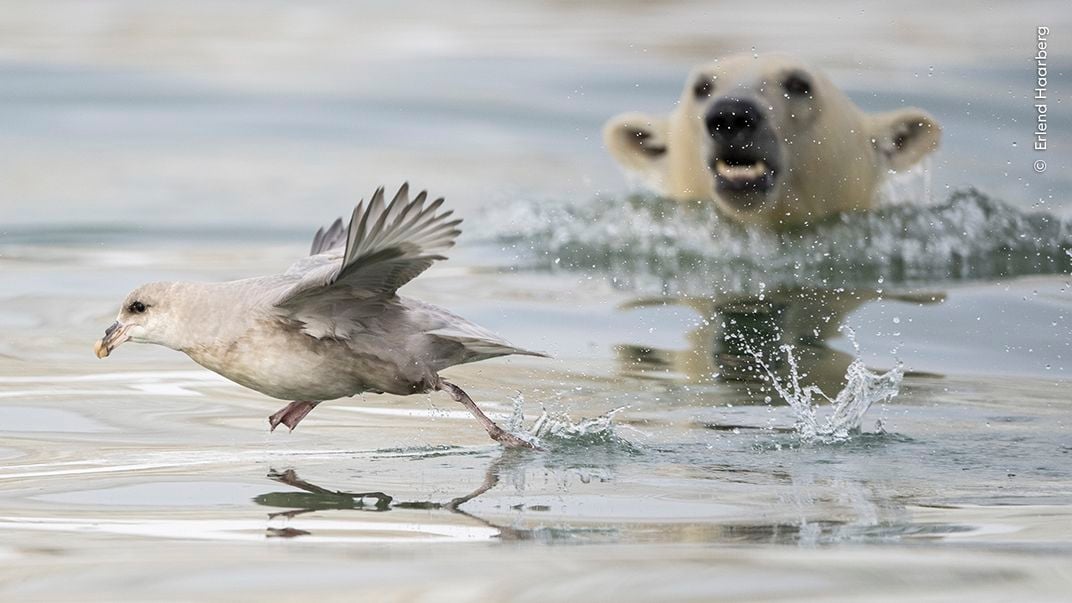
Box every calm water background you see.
[1,2,1071,601]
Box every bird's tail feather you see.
[428,333,550,367]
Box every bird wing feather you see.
[273,183,462,308]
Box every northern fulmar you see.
[94,184,545,449]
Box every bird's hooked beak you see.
[94,321,130,359]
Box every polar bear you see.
[604,54,941,228]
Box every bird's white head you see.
[95,281,184,358]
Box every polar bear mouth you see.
[712,157,777,194]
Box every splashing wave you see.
[483,188,1072,295]
[751,340,903,444]
[506,395,637,451]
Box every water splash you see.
[482,188,1072,295]
[879,156,934,207]
[506,394,633,450]
[750,340,903,444]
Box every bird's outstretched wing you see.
[308,216,346,256]
[274,183,462,307]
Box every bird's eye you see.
[128,301,147,314]
[693,76,715,99]
[782,73,812,97]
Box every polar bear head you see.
[604,54,941,228]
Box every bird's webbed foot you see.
[268,401,321,432]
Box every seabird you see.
[94,184,545,449]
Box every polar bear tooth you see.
[716,160,768,180]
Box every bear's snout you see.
[704,98,764,144]
[702,96,782,210]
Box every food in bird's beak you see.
[94,321,128,359]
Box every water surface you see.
[1,2,1071,601]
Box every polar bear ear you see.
[870,108,942,171]
[603,112,670,186]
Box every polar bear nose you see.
[705,98,763,142]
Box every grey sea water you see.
[1,2,1071,601]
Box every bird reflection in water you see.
[255,449,613,541]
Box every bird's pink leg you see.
[268,401,321,432]
[437,380,540,450]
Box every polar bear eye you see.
[693,76,715,99]
[782,73,812,98]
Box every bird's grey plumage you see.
[309,217,345,255]
[173,184,544,401]
[96,184,545,449]
[274,183,461,304]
